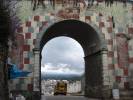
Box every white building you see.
[41,80,82,95]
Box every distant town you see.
[41,79,84,96]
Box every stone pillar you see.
[116,33,129,89]
[127,7,133,89]
[102,50,110,86]
[84,49,113,98]
[101,49,112,99]
[128,33,133,88]
[84,50,103,98]
[33,48,41,99]
[0,43,9,100]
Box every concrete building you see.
[67,81,81,94]
[41,80,82,95]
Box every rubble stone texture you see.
[3,0,133,99]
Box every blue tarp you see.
[9,64,31,79]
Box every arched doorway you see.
[41,36,85,95]
[34,19,108,98]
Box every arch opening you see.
[41,36,85,96]
[39,20,106,98]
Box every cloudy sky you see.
[41,36,85,78]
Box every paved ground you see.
[41,95,100,100]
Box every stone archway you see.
[34,19,109,98]
[11,12,117,99]
[7,3,133,99]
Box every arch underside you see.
[40,20,106,98]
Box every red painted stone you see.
[108,64,114,70]
[117,34,129,68]
[25,33,31,39]
[85,16,91,21]
[23,45,30,51]
[108,51,114,57]
[128,27,133,34]
[108,40,113,45]
[99,22,104,28]
[34,16,40,21]
[99,13,103,16]
[116,33,126,38]
[109,22,113,27]
[124,68,128,76]
[24,58,29,64]
[124,82,129,89]
[26,21,31,27]
[17,27,23,33]
[129,57,133,63]
[27,84,33,91]
[107,27,112,33]
[16,34,24,45]
[116,76,121,82]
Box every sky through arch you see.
[41,36,85,80]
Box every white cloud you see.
[41,63,84,75]
[41,36,85,77]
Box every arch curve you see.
[39,19,107,98]
[36,19,107,56]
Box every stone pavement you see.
[41,95,100,100]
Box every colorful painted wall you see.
[8,2,133,92]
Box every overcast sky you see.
[41,36,85,77]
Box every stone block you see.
[28,52,33,58]
[107,45,112,51]
[108,57,113,64]
[26,21,31,27]
[37,21,42,27]
[28,27,34,33]
[128,27,133,34]
[108,64,114,70]
[23,45,30,51]
[129,57,133,63]
[24,58,30,64]
[23,51,28,58]
[34,16,40,21]
[45,16,50,21]
[128,51,133,58]
[107,27,112,33]
[123,68,128,76]
[99,22,105,28]
[114,51,118,58]
[17,27,23,33]
[27,39,33,45]
[25,32,31,39]
[108,51,114,57]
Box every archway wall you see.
[114,22,133,89]
[128,23,133,88]
[10,11,128,92]
[128,36,133,88]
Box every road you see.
[41,95,100,100]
